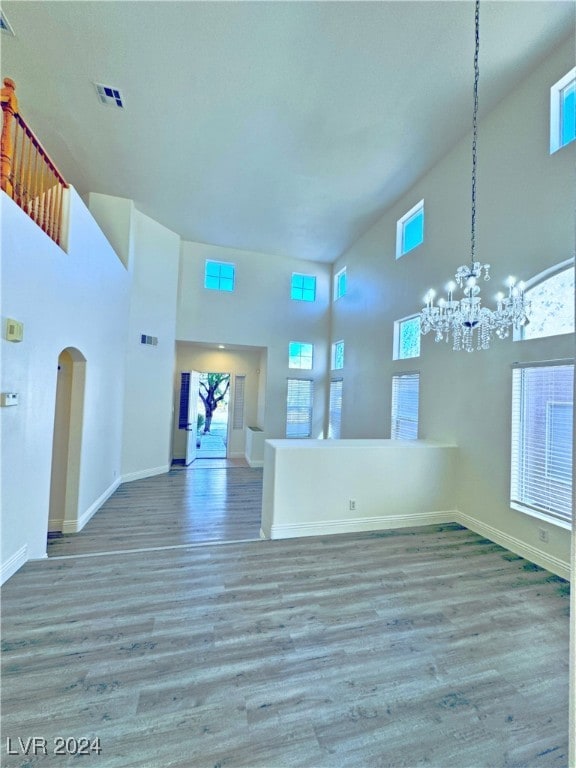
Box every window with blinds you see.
[178,372,191,429]
[511,362,573,524]
[286,379,314,438]
[232,375,246,430]
[328,379,343,439]
[391,373,419,440]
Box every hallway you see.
[47,463,263,558]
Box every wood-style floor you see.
[2,466,571,768]
[47,463,263,557]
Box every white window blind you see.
[511,362,573,524]
[232,375,246,430]
[391,373,419,440]
[328,379,343,439]
[286,379,314,438]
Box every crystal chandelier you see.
[420,0,530,352]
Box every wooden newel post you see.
[1,77,19,197]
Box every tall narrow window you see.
[550,67,576,153]
[291,273,316,302]
[288,342,313,370]
[286,379,314,438]
[394,315,421,359]
[328,378,343,439]
[205,260,235,291]
[334,267,347,301]
[331,340,344,370]
[396,201,424,258]
[391,372,420,440]
[232,375,246,430]
[511,362,573,525]
[178,372,191,429]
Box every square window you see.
[291,273,316,302]
[334,267,347,301]
[396,201,424,258]
[393,315,421,360]
[550,67,576,153]
[205,260,235,291]
[331,340,344,370]
[288,341,313,370]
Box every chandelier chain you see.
[471,0,480,265]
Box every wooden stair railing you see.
[1,78,69,247]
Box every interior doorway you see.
[48,347,86,536]
[197,372,230,459]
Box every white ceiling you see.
[1,1,573,263]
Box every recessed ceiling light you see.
[218,345,225,349]
[0,11,15,36]
[94,82,124,109]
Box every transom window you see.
[511,362,573,526]
[516,262,574,341]
[291,273,316,302]
[394,315,421,359]
[331,340,344,370]
[334,267,347,301]
[205,260,235,291]
[550,67,576,153]
[391,372,420,440]
[288,341,313,370]
[396,200,424,258]
[286,378,314,438]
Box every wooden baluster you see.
[24,127,33,216]
[56,184,64,245]
[40,157,49,233]
[11,119,20,204]
[1,78,19,197]
[16,122,26,207]
[32,144,40,226]
[49,173,59,242]
[46,171,54,240]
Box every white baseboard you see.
[63,477,122,533]
[1,544,28,585]
[455,511,570,581]
[122,465,169,484]
[246,456,264,468]
[270,510,457,540]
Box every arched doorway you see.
[48,347,86,537]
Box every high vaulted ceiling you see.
[1,1,573,262]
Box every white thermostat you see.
[1,393,18,407]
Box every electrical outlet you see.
[538,528,549,543]
[349,499,356,512]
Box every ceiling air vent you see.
[0,11,15,36]
[94,82,124,109]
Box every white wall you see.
[1,189,130,579]
[177,242,332,439]
[329,40,575,571]
[173,343,264,460]
[262,439,458,540]
[120,210,181,481]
